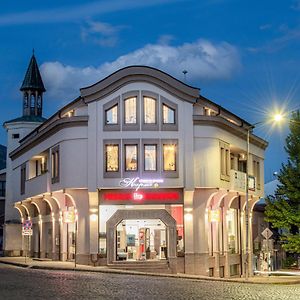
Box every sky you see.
[0,0,300,182]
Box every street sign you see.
[22,228,33,236]
[261,227,273,239]
[22,220,32,230]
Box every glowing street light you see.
[244,112,283,280]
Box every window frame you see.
[161,139,179,178]
[103,96,120,131]
[161,97,178,131]
[141,91,159,131]
[220,140,230,181]
[103,139,121,178]
[122,91,140,131]
[20,163,26,195]
[51,145,60,184]
[123,139,140,177]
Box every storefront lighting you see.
[184,208,193,213]
[90,214,98,222]
[208,209,220,222]
[184,213,193,221]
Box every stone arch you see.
[14,204,26,221]
[106,209,177,265]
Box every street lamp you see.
[244,113,283,280]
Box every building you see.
[3,55,268,277]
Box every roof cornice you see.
[193,115,268,150]
[80,66,200,103]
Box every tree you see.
[265,110,300,254]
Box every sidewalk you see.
[1,256,300,285]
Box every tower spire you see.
[20,54,45,117]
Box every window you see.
[12,133,20,139]
[144,97,156,124]
[105,105,118,124]
[124,97,137,124]
[51,146,60,184]
[144,145,157,171]
[253,158,261,189]
[227,209,239,254]
[106,144,119,172]
[20,164,26,195]
[163,144,176,171]
[125,145,138,171]
[220,141,230,181]
[163,104,175,124]
[0,181,5,197]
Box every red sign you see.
[102,191,181,203]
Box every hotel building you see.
[3,55,267,277]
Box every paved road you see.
[1,263,300,300]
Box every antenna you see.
[182,70,188,83]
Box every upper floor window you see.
[106,144,119,172]
[0,181,6,197]
[51,146,60,184]
[12,133,20,139]
[144,97,156,124]
[20,164,26,195]
[125,97,137,124]
[125,144,138,171]
[163,104,175,124]
[220,141,230,181]
[105,105,118,125]
[144,145,157,171]
[163,144,176,171]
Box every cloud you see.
[81,21,125,47]
[0,0,182,26]
[40,39,241,101]
[248,25,300,53]
[259,24,272,31]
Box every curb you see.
[1,260,300,285]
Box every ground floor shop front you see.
[6,187,261,277]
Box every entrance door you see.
[116,219,167,261]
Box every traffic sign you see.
[261,227,273,239]
[22,228,33,236]
[22,220,32,230]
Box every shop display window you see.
[227,208,238,254]
[125,144,138,171]
[106,144,119,172]
[144,145,157,171]
[163,144,176,171]
[144,97,156,124]
[124,97,137,124]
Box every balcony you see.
[230,170,257,193]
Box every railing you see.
[25,171,49,197]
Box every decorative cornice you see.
[10,116,88,160]
[80,66,200,103]
[193,115,268,149]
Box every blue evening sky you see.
[0,0,299,182]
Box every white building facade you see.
[3,60,267,277]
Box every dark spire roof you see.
[20,54,46,92]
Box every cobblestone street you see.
[1,263,300,300]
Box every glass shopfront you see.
[116,219,167,261]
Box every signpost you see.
[63,210,77,268]
[22,220,33,263]
[261,228,273,272]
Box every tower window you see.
[12,133,20,139]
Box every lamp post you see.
[244,113,283,279]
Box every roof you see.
[20,54,46,92]
[4,115,47,125]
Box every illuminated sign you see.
[119,177,164,191]
[103,191,180,202]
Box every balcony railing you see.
[230,170,257,193]
[25,171,49,198]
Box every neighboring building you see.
[3,55,268,278]
[0,145,7,253]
